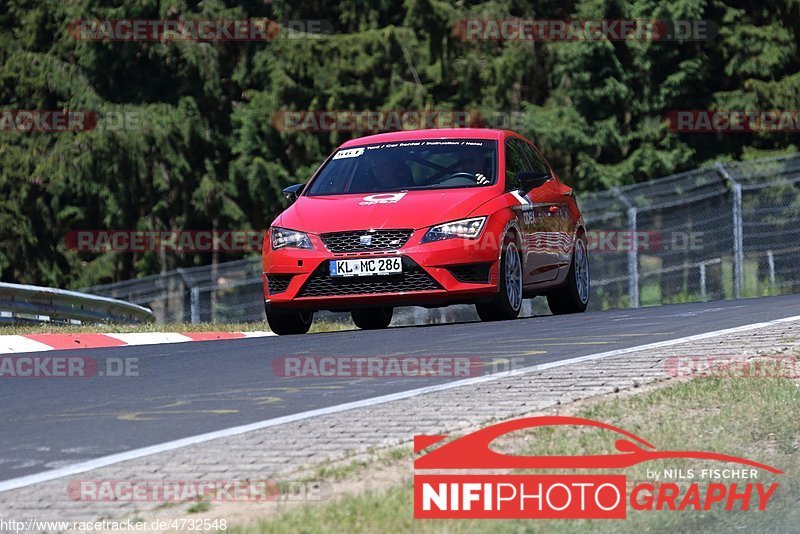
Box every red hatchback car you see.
[262,128,589,334]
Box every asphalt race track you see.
[2,295,800,482]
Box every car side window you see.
[504,139,530,191]
[521,142,551,176]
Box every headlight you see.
[421,217,487,243]
[271,227,313,250]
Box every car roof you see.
[338,128,511,148]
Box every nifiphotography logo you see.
[413,416,781,519]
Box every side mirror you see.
[282,183,304,203]
[517,171,551,190]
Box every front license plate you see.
[329,257,403,277]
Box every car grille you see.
[447,262,493,283]
[298,258,441,297]
[266,274,294,294]
[320,230,413,253]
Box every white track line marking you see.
[104,333,194,345]
[241,331,274,338]
[1,314,799,494]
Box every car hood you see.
[275,188,499,233]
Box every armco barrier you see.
[0,282,154,324]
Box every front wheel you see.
[476,235,523,322]
[547,235,590,315]
[352,307,393,330]
[266,305,314,335]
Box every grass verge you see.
[234,374,799,533]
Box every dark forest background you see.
[1,0,798,288]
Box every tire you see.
[352,307,393,330]
[547,234,590,315]
[265,305,314,335]
[476,235,523,322]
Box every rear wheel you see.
[547,234,590,315]
[265,305,314,335]
[352,307,394,330]
[476,236,523,322]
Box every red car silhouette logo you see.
[414,416,782,473]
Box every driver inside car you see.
[369,152,414,190]
[457,152,491,185]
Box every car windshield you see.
[304,139,497,196]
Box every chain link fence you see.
[84,153,800,325]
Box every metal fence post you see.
[716,163,743,299]
[767,250,775,287]
[176,267,200,324]
[699,262,707,300]
[614,188,639,308]
[190,287,200,324]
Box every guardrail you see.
[0,283,155,324]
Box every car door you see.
[519,140,566,282]
[504,138,556,284]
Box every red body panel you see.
[275,188,499,232]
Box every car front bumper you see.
[262,226,502,311]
